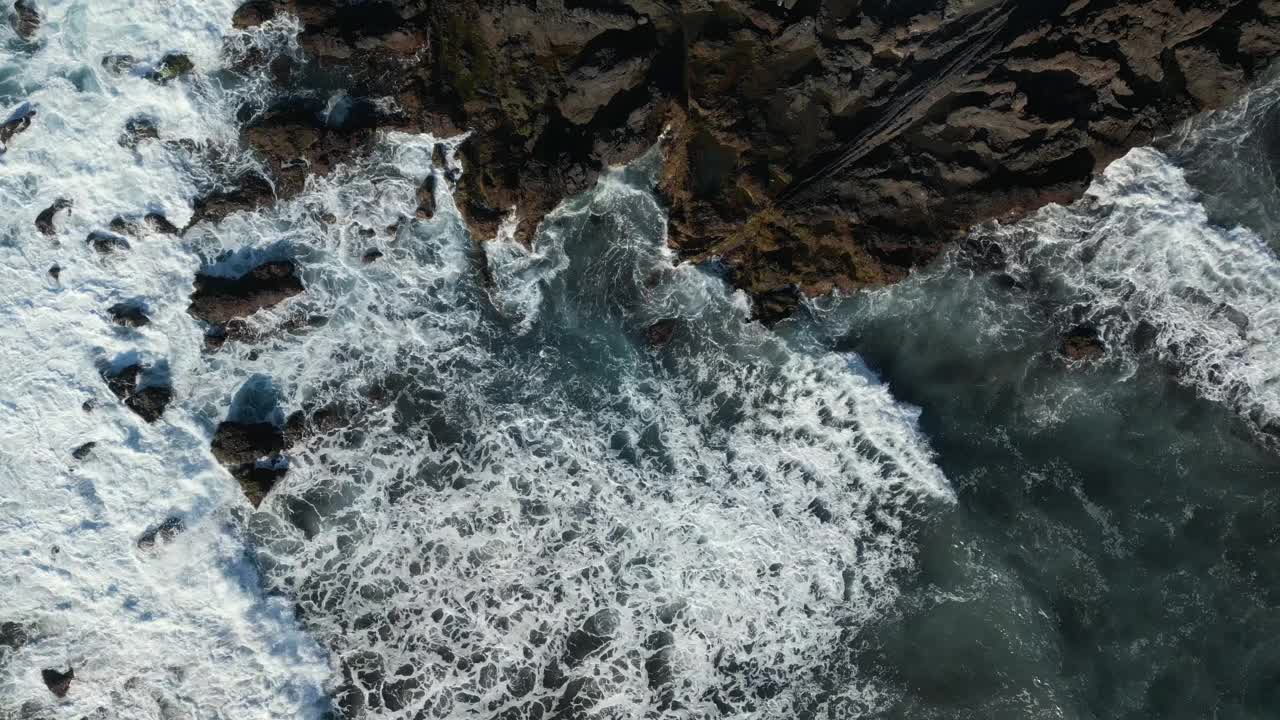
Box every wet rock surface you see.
[102,363,171,422]
[231,0,1280,320]
[211,420,287,506]
[11,0,38,40]
[40,667,72,698]
[34,198,71,236]
[107,301,149,328]
[1061,324,1106,362]
[188,259,303,333]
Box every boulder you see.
[11,0,37,40]
[35,198,71,236]
[187,259,303,334]
[102,363,171,422]
[211,421,287,506]
[144,52,193,84]
[41,667,72,698]
[86,230,129,254]
[71,441,95,460]
[107,301,149,328]
[1061,325,1105,362]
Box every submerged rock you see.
[119,115,159,148]
[41,667,73,698]
[102,363,171,422]
[136,517,184,550]
[144,52,193,84]
[645,319,678,348]
[188,259,303,335]
[188,172,275,227]
[86,230,130,254]
[35,198,71,236]
[100,53,138,75]
[107,301,149,328]
[47,264,59,281]
[143,213,179,235]
[1061,325,1105,362]
[71,441,95,460]
[361,248,383,264]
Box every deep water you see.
[802,75,1280,720]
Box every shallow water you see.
[2,3,1279,719]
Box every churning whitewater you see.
[5,2,1280,720]
[0,3,950,718]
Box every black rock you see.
[137,516,184,550]
[71,442,95,460]
[0,621,28,651]
[47,264,60,281]
[119,116,159,148]
[188,259,303,328]
[645,319,678,347]
[11,0,38,40]
[41,667,73,698]
[144,52,194,83]
[35,198,71,236]
[86,230,130,254]
[100,53,137,75]
[0,102,35,150]
[361,248,383,263]
[107,302,149,328]
[101,363,171,422]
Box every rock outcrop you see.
[40,667,73,698]
[210,420,287,506]
[102,363,171,422]
[188,259,303,341]
[230,0,1280,320]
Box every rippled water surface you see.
[2,3,1279,720]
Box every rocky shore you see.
[227,0,1280,319]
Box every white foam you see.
[210,143,951,718]
[990,135,1280,432]
[0,2,331,717]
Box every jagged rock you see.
[143,213,179,234]
[102,363,171,422]
[107,302,149,328]
[86,230,129,254]
[645,319,678,347]
[0,621,28,651]
[188,259,303,334]
[211,421,287,506]
[144,52,193,84]
[41,667,73,698]
[107,217,139,236]
[0,102,35,152]
[11,0,38,40]
[1061,325,1105,362]
[230,0,1280,321]
[361,248,383,263]
[71,441,95,460]
[188,171,275,227]
[119,116,159,148]
[415,174,436,219]
[136,517,183,550]
[35,198,71,236]
[47,264,59,281]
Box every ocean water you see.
[2,2,1278,720]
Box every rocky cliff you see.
[230,0,1280,320]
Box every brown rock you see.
[229,0,1280,320]
[188,259,303,331]
[211,421,287,506]
[11,0,37,40]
